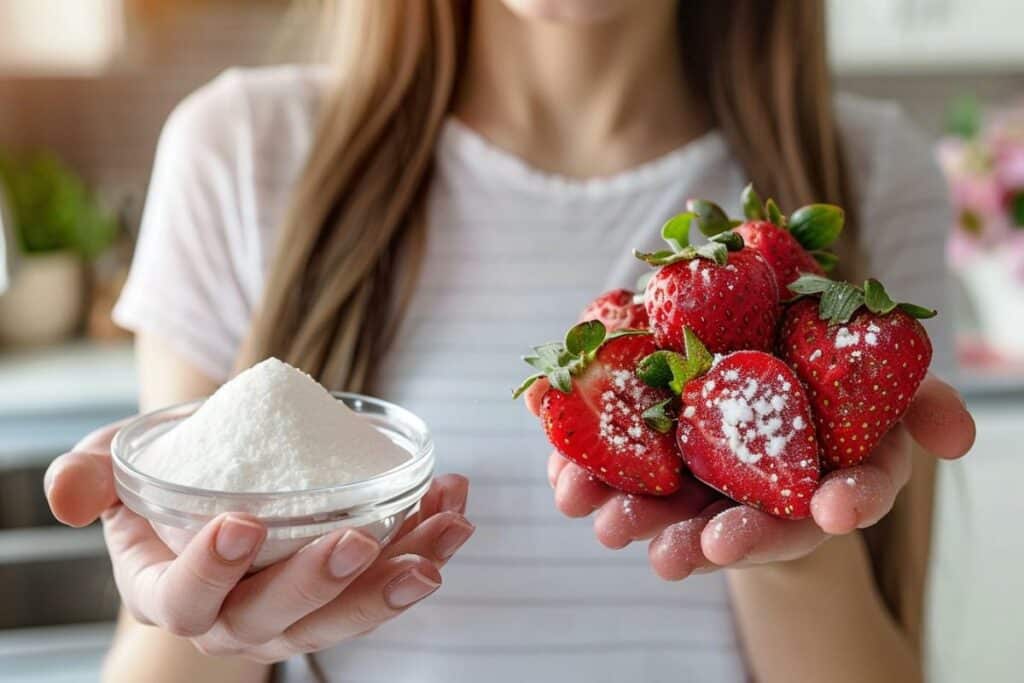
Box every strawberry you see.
[579,289,649,332]
[778,276,936,469]
[638,329,820,519]
[734,221,825,289]
[688,184,844,290]
[513,321,683,495]
[636,212,779,354]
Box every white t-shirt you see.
[114,66,953,683]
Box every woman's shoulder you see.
[158,65,331,180]
[834,93,936,182]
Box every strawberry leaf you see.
[637,351,675,389]
[637,329,713,394]
[766,198,785,226]
[686,199,738,237]
[693,241,728,265]
[709,231,744,251]
[549,367,573,393]
[819,281,865,324]
[661,213,695,252]
[634,247,691,266]
[511,373,544,399]
[565,320,606,356]
[642,398,677,433]
[788,204,845,251]
[898,302,938,319]
[863,278,898,315]
[682,327,714,378]
[787,274,834,296]
[811,250,840,273]
[741,183,765,221]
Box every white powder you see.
[136,358,410,492]
[834,327,860,349]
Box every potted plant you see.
[936,98,1024,362]
[0,150,118,346]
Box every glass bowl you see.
[111,392,434,570]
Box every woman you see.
[45,1,975,681]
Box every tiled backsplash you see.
[0,1,1022,236]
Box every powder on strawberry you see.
[711,374,805,464]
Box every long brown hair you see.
[243,0,930,654]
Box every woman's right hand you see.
[44,420,474,663]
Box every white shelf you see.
[828,0,1024,74]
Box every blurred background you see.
[0,0,1021,681]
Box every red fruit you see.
[579,289,649,332]
[735,220,824,290]
[644,248,780,354]
[778,278,935,469]
[515,322,683,495]
[677,351,820,519]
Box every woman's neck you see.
[454,0,709,178]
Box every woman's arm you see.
[103,334,269,683]
[727,527,920,683]
[45,333,474,682]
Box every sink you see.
[0,460,119,629]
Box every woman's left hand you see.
[531,374,975,580]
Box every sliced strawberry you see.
[579,289,649,332]
[636,328,819,519]
[778,276,935,469]
[514,322,682,495]
[635,212,780,354]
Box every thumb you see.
[45,419,131,527]
[902,374,975,460]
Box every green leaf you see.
[811,250,840,273]
[607,329,651,341]
[946,94,981,139]
[709,231,744,251]
[863,278,898,315]
[787,274,834,296]
[766,198,784,226]
[898,302,938,319]
[788,204,845,251]
[685,199,735,237]
[642,398,677,433]
[634,248,682,266]
[565,320,606,356]
[693,241,728,265]
[512,373,544,399]
[661,213,695,252]
[1012,191,1024,227]
[819,281,865,324]
[741,183,765,221]
[532,342,564,366]
[549,367,573,393]
[637,351,674,389]
[682,327,714,379]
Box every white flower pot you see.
[958,249,1024,358]
[0,251,84,346]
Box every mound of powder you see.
[136,358,410,492]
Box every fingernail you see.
[440,487,465,513]
[434,517,474,560]
[385,567,441,608]
[214,517,263,562]
[327,530,378,578]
